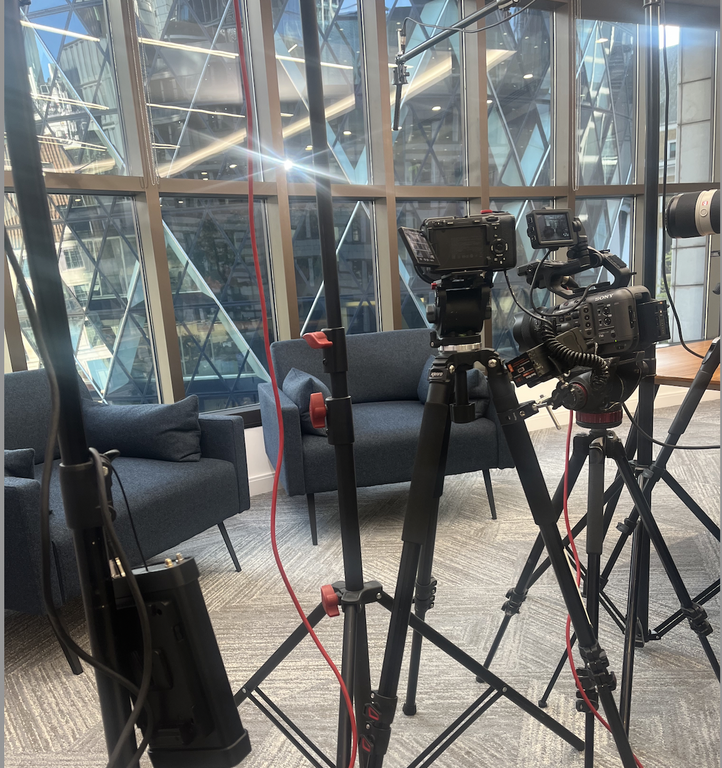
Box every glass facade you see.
[137,0,252,180]
[386,0,465,185]
[5,194,159,403]
[488,8,553,186]
[659,26,717,184]
[273,0,369,184]
[161,197,274,411]
[576,20,637,186]
[6,0,126,175]
[290,199,378,334]
[5,1,719,415]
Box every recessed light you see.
[201,171,207,175]
[431,105,442,111]
[343,130,352,135]
[178,200,184,204]
[523,73,533,79]
[203,177,209,181]
[229,163,237,169]
[596,37,609,43]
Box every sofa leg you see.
[307,494,318,545]
[48,618,83,675]
[218,522,242,572]
[482,469,497,520]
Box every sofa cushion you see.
[38,456,240,603]
[270,329,434,404]
[417,355,489,417]
[5,370,58,463]
[5,449,36,479]
[82,396,202,462]
[282,368,331,436]
[302,400,501,495]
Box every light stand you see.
[4,0,135,762]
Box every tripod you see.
[359,331,638,768]
[485,341,720,724]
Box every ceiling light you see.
[201,171,207,175]
[147,102,243,119]
[288,43,298,53]
[276,54,353,71]
[523,73,533,79]
[305,145,313,151]
[178,200,184,204]
[596,37,609,43]
[284,159,294,171]
[431,105,442,111]
[343,130,352,135]
[229,163,237,169]
[487,99,493,104]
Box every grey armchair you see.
[5,369,251,620]
[259,328,514,543]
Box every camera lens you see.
[665,189,719,239]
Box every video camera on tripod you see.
[508,209,671,422]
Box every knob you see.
[309,392,327,430]
[426,304,439,323]
[321,584,340,617]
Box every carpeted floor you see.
[5,402,720,768]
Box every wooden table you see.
[654,340,720,390]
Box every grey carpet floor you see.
[5,402,720,768]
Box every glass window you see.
[290,199,378,334]
[4,0,126,175]
[161,197,274,412]
[488,9,553,186]
[659,26,717,184]
[5,194,159,403]
[489,198,553,359]
[136,0,251,180]
[386,0,464,185]
[577,20,637,186]
[273,0,369,184]
[396,200,467,329]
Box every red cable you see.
[562,410,643,768]
[232,6,358,768]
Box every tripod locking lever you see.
[360,691,398,765]
[303,331,333,349]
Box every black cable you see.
[621,402,719,450]
[402,0,536,40]
[109,465,149,572]
[659,1,704,359]
[503,270,544,320]
[5,238,155,768]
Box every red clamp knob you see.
[309,392,327,430]
[321,584,340,617]
[303,331,333,349]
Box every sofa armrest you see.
[199,414,250,512]
[258,383,306,496]
[4,477,61,614]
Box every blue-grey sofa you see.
[259,328,513,543]
[5,369,251,619]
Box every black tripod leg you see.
[404,416,451,716]
[361,379,453,768]
[611,441,720,679]
[538,639,574,709]
[660,470,721,539]
[486,361,638,768]
[483,432,593,670]
[337,604,358,768]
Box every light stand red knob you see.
[309,391,327,430]
[321,584,340,617]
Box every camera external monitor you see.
[526,208,578,250]
[399,211,516,279]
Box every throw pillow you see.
[282,368,331,436]
[4,448,36,478]
[417,355,489,417]
[82,396,202,462]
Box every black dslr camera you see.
[400,211,516,280]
